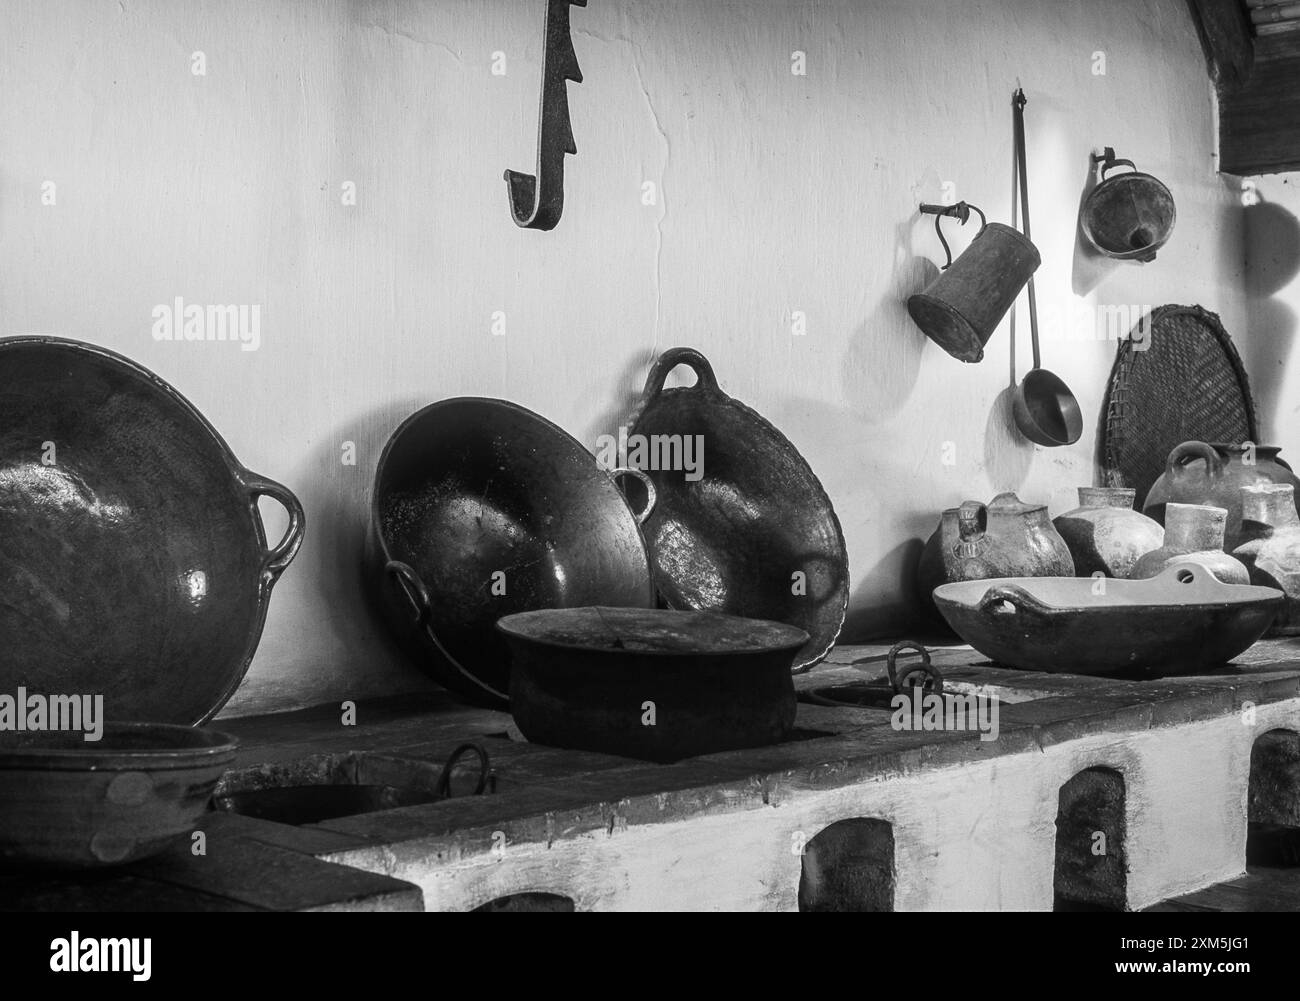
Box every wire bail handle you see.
[918,201,989,270]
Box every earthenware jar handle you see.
[978,584,1053,620]
[1166,441,1223,483]
[241,472,307,588]
[886,640,943,694]
[610,466,658,525]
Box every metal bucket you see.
[907,202,1041,363]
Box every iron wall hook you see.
[504,0,587,231]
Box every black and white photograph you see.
[0,0,1298,980]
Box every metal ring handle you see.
[885,641,942,695]
[385,560,431,626]
[637,348,721,402]
[242,472,307,586]
[977,584,1054,620]
[610,466,658,525]
[434,741,493,799]
[1166,441,1224,481]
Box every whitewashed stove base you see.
[321,697,1300,912]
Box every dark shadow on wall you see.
[1244,198,1300,434]
[1072,151,1122,297]
[840,538,925,642]
[840,216,932,424]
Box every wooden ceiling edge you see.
[1189,0,1256,91]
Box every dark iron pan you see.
[1011,88,1083,447]
[498,607,808,762]
[0,337,306,726]
[367,397,656,708]
[626,348,849,672]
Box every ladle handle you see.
[1013,87,1041,371]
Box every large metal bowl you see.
[626,348,849,673]
[0,337,305,725]
[0,723,238,868]
[498,606,808,762]
[367,398,657,708]
[933,561,1281,676]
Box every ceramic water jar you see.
[917,491,1075,613]
[1233,483,1300,635]
[1129,502,1248,584]
[1143,441,1300,550]
[1052,486,1164,578]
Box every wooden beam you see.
[1189,0,1256,89]
[1220,34,1300,174]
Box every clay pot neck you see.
[1242,484,1300,528]
[1078,486,1136,510]
[1164,503,1227,551]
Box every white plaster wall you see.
[0,0,1248,715]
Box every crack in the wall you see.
[577,24,669,348]
[359,16,464,64]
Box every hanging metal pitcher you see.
[907,201,1041,364]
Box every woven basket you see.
[1099,304,1258,506]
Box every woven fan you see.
[1099,304,1258,506]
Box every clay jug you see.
[1129,502,1248,584]
[1143,441,1300,550]
[1052,486,1164,579]
[917,492,1074,615]
[1233,483,1300,635]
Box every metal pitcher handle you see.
[919,201,988,270]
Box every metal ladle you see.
[1010,88,1083,447]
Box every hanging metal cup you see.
[907,201,1041,364]
[1079,148,1176,263]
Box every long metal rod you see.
[1013,87,1041,372]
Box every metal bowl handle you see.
[610,466,657,525]
[242,473,306,586]
[637,348,721,404]
[386,560,431,626]
[978,584,1053,620]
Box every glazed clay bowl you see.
[0,337,306,725]
[933,561,1281,677]
[0,723,238,868]
[497,607,808,762]
[368,398,657,709]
